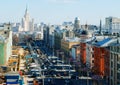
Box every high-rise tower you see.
[21,6,34,32]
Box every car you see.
[71,75,79,79]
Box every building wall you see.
[80,42,86,65]
[0,24,12,66]
[86,43,94,69]
[76,46,80,61]
[54,33,62,50]
[33,32,43,40]
[104,48,110,77]
[6,31,12,62]
[61,39,80,57]
[0,43,5,65]
[49,26,55,49]
[93,47,110,76]
[71,45,80,61]
[110,45,120,85]
[43,26,49,45]
[106,17,120,34]
[71,47,76,59]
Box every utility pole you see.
[43,71,44,85]
[69,59,70,78]
[87,71,89,85]
[52,46,54,56]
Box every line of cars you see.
[23,40,79,85]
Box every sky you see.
[0,0,120,25]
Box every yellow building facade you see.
[61,37,80,56]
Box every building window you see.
[119,47,120,53]
[92,60,94,63]
[77,47,80,50]
[117,73,120,80]
[111,70,113,77]
[110,47,112,51]
[117,46,119,52]
[111,46,114,51]
[117,64,120,70]
[117,55,120,62]
[111,53,113,60]
[111,79,113,85]
[4,31,7,34]
[117,82,120,85]
[111,62,113,68]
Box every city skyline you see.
[0,0,120,25]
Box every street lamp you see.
[42,71,44,85]
[59,52,64,62]
[56,50,59,58]
[52,46,54,56]
[69,58,71,78]
[86,64,90,85]
[42,68,47,85]
[87,70,89,85]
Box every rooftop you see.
[94,38,117,47]
[64,37,80,42]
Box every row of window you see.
[110,46,120,52]
[111,53,120,61]
[110,79,120,85]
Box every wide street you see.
[19,40,106,85]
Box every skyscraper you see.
[21,6,34,32]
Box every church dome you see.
[75,17,80,21]
[81,29,93,37]
[81,30,88,35]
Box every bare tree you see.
[12,34,19,45]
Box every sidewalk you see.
[19,58,28,85]
[23,75,28,85]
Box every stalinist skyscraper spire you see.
[21,5,34,32]
[25,4,29,17]
[25,4,28,13]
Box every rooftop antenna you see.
[85,21,88,30]
[99,19,102,35]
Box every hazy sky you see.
[0,0,120,25]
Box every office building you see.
[105,17,120,34]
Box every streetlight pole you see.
[69,58,70,78]
[53,46,54,56]
[87,71,89,85]
[56,50,59,58]
[42,68,47,85]
[43,71,44,85]
[61,52,64,62]
[86,66,90,85]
